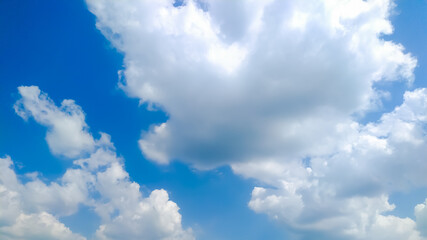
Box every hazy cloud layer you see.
[0,86,194,240]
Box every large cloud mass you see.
[1,86,194,240]
[85,0,427,239]
[87,0,415,168]
[237,88,427,239]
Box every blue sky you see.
[1,0,427,240]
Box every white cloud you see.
[14,86,95,158]
[415,199,427,237]
[85,0,426,238]
[86,0,416,168]
[86,0,416,169]
[0,156,86,240]
[234,88,427,239]
[368,214,423,240]
[1,212,86,240]
[95,190,193,240]
[1,87,194,240]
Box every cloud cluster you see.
[235,88,427,239]
[86,0,426,239]
[0,156,86,240]
[0,86,194,240]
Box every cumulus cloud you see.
[233,88,427,239]
[14,86,95,158]
[0,156,86,240]
[415,199,427,237]
[87,0,416,168]
[1,212,86,240]
[95,189,193,240]
[0,87,194,240]
[85,0,426,239]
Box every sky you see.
[0,0,427,240]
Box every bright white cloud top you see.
[87,0,416,168]
[85,0,427,239]
[0,86,194,240]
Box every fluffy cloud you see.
[234,88,427,239]
[95,189,192,240]
[416,199,427,237]
[0,156,86,240]
[86,0,427,239]
[0,86,193,240]
[1,212,86,240]
[86,0,416,169]
[14,86,95,158]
